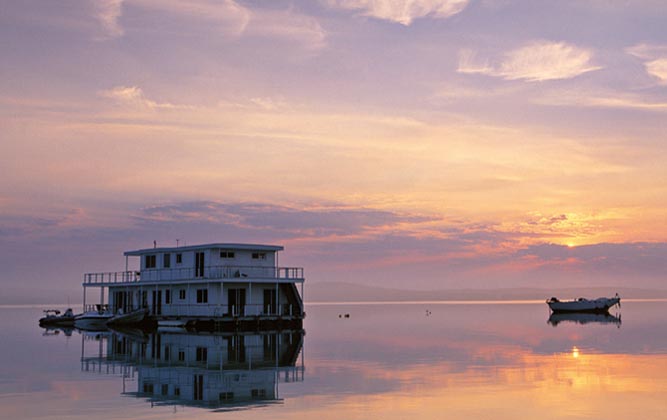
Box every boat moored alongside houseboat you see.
[81,243,305,331]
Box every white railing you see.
[84,265,304,285]
[151,303,297,317]
[83,271,139,285]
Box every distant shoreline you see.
[4,281,667,306]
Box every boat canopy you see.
[124,243,284,256]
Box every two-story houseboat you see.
[82,243,305,331]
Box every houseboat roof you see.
[123,243,284,256]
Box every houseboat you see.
[82,243,305,331]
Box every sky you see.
[1,0,666,302]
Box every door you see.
[195,252,205,278]
[193,374,204,401]
[152,290,162,315]
[228,288,246,316]
[263,289,276,315]
[228,335,246,363]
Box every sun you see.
[567,242,576,248]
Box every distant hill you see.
[305,282,667,303]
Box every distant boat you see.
[548,312,621,327]
[39,308,76,327]
[106,308,148,327]
[546,294,620,313]
[74,304,113,329]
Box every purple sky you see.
[1,1,666,302]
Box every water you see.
[2,300,667,419]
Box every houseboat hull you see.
[106,308,148,327]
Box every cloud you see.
[93,0,124,39]
[459,41,602,82]
[516,242,667,277]
[90,0,325,49]
[626,43,667,85]
[630,45,667,84]
[135,201,435,240]
[246,8,327,50]
[132,0,250,36]
[644,59,667,84]
[98,85,185,109]
[532,87,667,112]
[327,0,470,25]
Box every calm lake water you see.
[2,300,667,419]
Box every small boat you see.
[74,304,113,329]
[106,308,148,327]
[39,308,76,327]
[546,293,620,313]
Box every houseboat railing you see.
[110,303,298,317]
[83,271,139,284]
[159,303,296,317]
[84,265,304,285]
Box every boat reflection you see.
[548,311,621,327]
[79,328,305,410]
[41,326,74,337]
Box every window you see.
[165,289,171,304]
[163,253,171,268]
[220,251,235,259]
[179,289,186,300]
[252,252,266,260]
[145,255,156,268]
[251,389,266,398]
[178,350,185,361]
[176,253,182,264]
[164,346,170,361]
[161,384,168,395]
[143,383,154,394]
[219,392,234,401]
[174,387,180,396]
[196,346,208,362]
[196,289,208,303]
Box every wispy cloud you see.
[132,0,250,36]
[247,8,327,50]
[327,0,470,25]
[90,0,325,48]
[459,41,601,82]
[533,87,667,112]
[626,43,667,85]
[93,0,125,39]
[136,201,435,240]
[98,85,188,109]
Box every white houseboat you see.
[82,243,305,330]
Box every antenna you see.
[176,239,180,247]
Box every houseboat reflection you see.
[80,329,304,410]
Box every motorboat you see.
[39,308,76,327]
[106,308,148,327]
[546,293,620,313]
[548,312,621,327]
[74,304,113,329]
